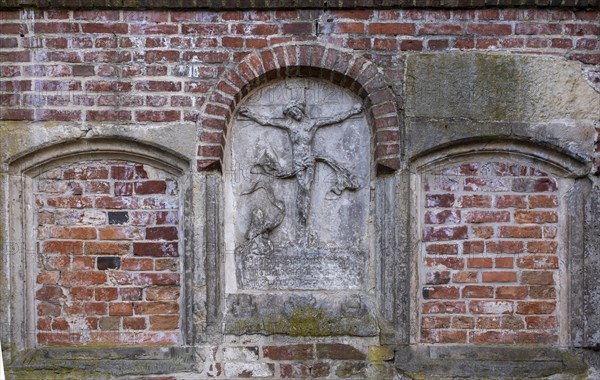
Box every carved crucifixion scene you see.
[238,99,362,230]
[225,78,371,291]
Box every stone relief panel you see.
[225,78,371,293]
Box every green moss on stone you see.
[225,306,377,337]
[268,307,331,336]
[368,345,394,363]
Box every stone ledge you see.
[223,294,379,337]
[7,347,195,378]
[395,345,589,379]
[0,0,597,8]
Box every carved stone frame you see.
[385,139,593,377]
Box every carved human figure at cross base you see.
[235,180,286,257]
[238,100,363,232]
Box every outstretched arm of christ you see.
[315,103,363,128]
[239,106,288,129]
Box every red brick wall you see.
[421,160,560,344]
[3,0,597,8]
[35,161,181,346]
[0,8,598,172]
[1,6,596,352]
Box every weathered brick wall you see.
[0,8,598,173]
[203,343,382,378]
[421,161,560,345]
[0,3,598,379]
[35,161,181,346]
[1,0,598,8]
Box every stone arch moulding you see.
[9,138,191,177]
[407,139,591,348]
[2,138,196,372]
[411,139,591,179]
[196,42,402,174]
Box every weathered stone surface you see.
[224,362,275,378]
[0,122,197,164]
[237,247,365,290]
[220,78,377,343]
[583,184,600,346]
[223,294,378,337]
[405,53,600,123]
[335,361,367,378]
[584,351,600,380]
[8,347,195,377]
[406,119,596,164]
[375,171,411,344]
[368,345,395,363]
[395,346,587,379]
[223,346,259,362]
[199,173,221,340]
[225,78,370,292]
[405,53,599,164]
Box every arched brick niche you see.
[410,140,590,347]
[4,139,193,353]
[197,43,401,174]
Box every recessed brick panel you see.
[35,161,180,346]
[420,160,560,344]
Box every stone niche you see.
[223,78,377,336]
[2,138,193,360]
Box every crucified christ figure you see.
[239,100,363,228]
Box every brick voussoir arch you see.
[197,43,402,173]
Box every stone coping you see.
[395,345,590,378]
[8,346,195,378]
[5,345,597,378]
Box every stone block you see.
[224,294,378,337]
[405,52,600,123]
